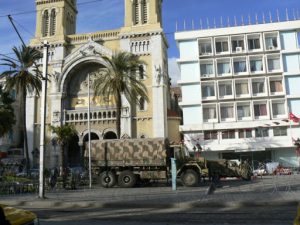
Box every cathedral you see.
[26,0,180,167]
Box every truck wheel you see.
[118,170,136,188]
[181,169,199,187]
[99,171,116,188]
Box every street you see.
[38,204,296,225]
[1,175,298,225]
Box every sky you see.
[0,0,299,84]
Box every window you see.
[50,9,56,36]
[255,128,269,137]
[252,81,265,94]
[202,85,215,97]
[219,83,232,96]
[203,107,216,121]
[268,57,281,71]
[139,97,145,110]
[254,104,267,116]
[238,129,252,138]
[216,41,229,53]
[141,0,148,24]
[273,127,287,136]
[235,82,249,95]
[199,42,212,55]
[217,62,231,75]
[237,105,251,119]
[232,40,244,51]
[42,10,49,37]
[220,105,234,119]
[272,102,285,116]
[250,59,263,72]
[234,60,247,73]
[138,65,145,79]
[200,63,214,77]
[204,131,218,140]
[270,80,283,93]
[298,31,300,48]
[134,0,139,25]
[265,37,278,49]
[248,38,260,50]
[222,130,235,139]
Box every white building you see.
[175,19,300,167]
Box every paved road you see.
[1,175,299,225]
[37,204,296,225]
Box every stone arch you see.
[59,56,110,93]
[79,129,101,143]
[103,131,117,140]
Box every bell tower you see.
[32,0,77,44]
[123,0,163,32]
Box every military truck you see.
[86,138,251,188]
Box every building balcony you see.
[64,108,121,123]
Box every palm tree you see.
[0,45,42,171]
[93,52,149,138]
[0,86,15,137]
[49,124,77,179]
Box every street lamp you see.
[87,73,92,189]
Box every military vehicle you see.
[86,138,252,188]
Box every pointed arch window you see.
[42,10,49,37]
[139,97,145,111]
[141,0,148,24]
[133,0,139,25]
[139,65,145,80]
[50,9,56,36]
[67,12,71,34]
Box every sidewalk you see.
[1,176,300,210]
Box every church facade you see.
[27,0,180,167]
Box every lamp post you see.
[39,40,49,199]
[87,73,92,189]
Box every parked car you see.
[0,204,39,225]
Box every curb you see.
[1,199,299,209]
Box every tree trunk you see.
[116,93,122,139]
[22,89,30,174]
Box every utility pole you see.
[39,40,49,199]
[88,73,92,189]
[7,15,26,47]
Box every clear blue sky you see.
[0,0,299,82]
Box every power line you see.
[0,0,105,18]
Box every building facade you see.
[24,0,180,168]
[175,20,300,167]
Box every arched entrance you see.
[103,131,117,139]
[67,135,80,167]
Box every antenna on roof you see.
[286,8,289,21]
[227,16,230,27]
[241,15,244,25]
[213,17,216,28]
[175,20,178,32]
[234,16,237,26]
[248,14,251,25]
[276,9,280,22]
[200,18,203,29]
[220,16,223,27]
[192,19,194,30]
[269,11,272,23]
[293,8,296,20]
[262,12,266,23]
[183,19,186,30]
[207,17,210,29]
[255,13,258,24]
